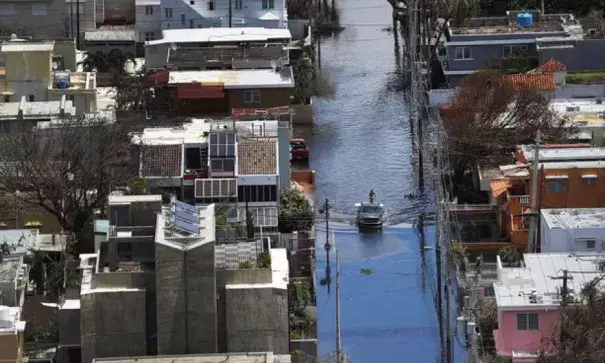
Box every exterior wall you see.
[225,287,289,354]
[445,42,537,72]
[539,39,605,72]
[228,88,291,109]
[540,220,605,253]
[237,175,278,185]
[3,51,52,101]
[104,0,136,23]
[0,334,19,363]
[288,20,309,41]
[80,290,147,363]
[496,309,559,357]
[84,41,137,56]
[159,0,287,30]
[0,0,72,38]
[144,43,171,70]
[59,308,81,347]
[536,168,605,209]
[554,84,605,98]
[135,4,162,43]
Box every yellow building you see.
[1,39,97,115]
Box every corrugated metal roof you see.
[505,73,557,91]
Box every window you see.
[0,4,16,16]
[209,133,236,157]
[262,0,275,9]
[547,178,568,193]
[164,7,172,18]
[208,1,215,10]
[502,45,519,57]
[244,90,261,104]
[145,31,155,41]
[185,147,202,170]
[238,185,278,203]
[66,94,75,102]
[3,96,9,103]
[190,0,195,4]
[453,46,471,60]
[586,239,596,249]
[210,158,235,172]
[28,95,35,102]
[517,313,539,330]
[583,175,597,185]
[234,0,243,9]
[181,13,186,25]
[522,216,530,230]
[32,3,47,16]
[145,5,154,15]
[189,19,194,28]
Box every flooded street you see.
[302,1,467,361]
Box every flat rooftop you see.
[226,249,289,290]
[495,253,605,308]
[1,41,54,52]
[93,353,291,363]
[0,305,25,333]
[451,12,578,35]
[541,208,605,229]
[520,145,605,162]
[0,229,64,255]
[131,119,215,145]
[166,68,294,89]
[0,258,21,283]
[0,99,76,120]
[85,29,136,42]
[108,194,162,205]
[148,28,291,45]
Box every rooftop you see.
[451,12,578,35]
[0,305,25,333]
[237,138,278,175]
[536,58,567,72]
[148,28,292,45]
[0,258,22,283]
[505,73,556,91]
[520,145,605,162]
[108,195,163,205]
[495,253,605,308]
[155,202,216,250]
[226,249,289,290]
[165,68,294,89]
[541,208,605,229]
[93,352,291,363]
[140,144,183,178]
[131,119,215,145]
[0,229,65,256]
[0,98,76,120]
[1,41,54,52]
[85,29,136,42]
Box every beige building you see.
[0,39,97,115]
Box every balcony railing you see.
[508,194,530,204]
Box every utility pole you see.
[228,0,233,27]
[335,246,342,363]
[76,0,81,49]
[445,276,453,363]
[528,130,541,253]
[70,0,74,39]
[324,198,331,265]
[435,209,444,361]
[551,270,572,305]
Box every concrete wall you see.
[80,290,147,363]
[539,39,605,71]
[225,287,289,354]
[60,308,81,347]
[155,242,217,354]
[540,217,605,253]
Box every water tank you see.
[517,13,533,28]
[124,59,135,75]
[54,71,70,89]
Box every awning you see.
[582,174,598,178]
[177,83,224,99]
[490,179,511,199]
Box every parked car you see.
[290,138,309,160]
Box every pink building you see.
[493,253,602,362]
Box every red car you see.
[290,138,309,160]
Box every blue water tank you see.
[517,13,533,28]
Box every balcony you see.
[50,71,97,91]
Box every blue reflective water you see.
[314,226,466,362]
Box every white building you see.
[157,0,287,31]
[540,208,605,253]
[135,0,162,43]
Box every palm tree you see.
[79,49,136,75]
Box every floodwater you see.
[303,0,468,361]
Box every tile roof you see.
[237,138,277,175]
[140,145,182,177]
[490,179,511,199]
[537,58,567,73]
[505,74,557,91]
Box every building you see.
[144,28,291,71]
[0,257,28,363]
[0,39,98,115]
[493,252,604,362]
[442,11,582,86]
[0,98,76,132]
[157,0,287,31]
[0,229,66,258]
[540,208,605,253]
[135,0,162,43]
[66,194,289,363]
[93,352,291,363]
[84,26,137,56]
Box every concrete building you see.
[0,39,98,115]
[93,352,291,363]
[0,229,65,258]
[442,11,582,86]
[144,28,291,71]
[84,26,137,56]
[135,0,162,43]
[157,0,287,31]
[68,194,289,363]
[0,258,28,363]
[540,208,605,253]
[493,252,604,362]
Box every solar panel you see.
[175,209,197,224]
[174,218,199,234]
[175,200,196,214]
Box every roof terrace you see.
[451,11,579,35]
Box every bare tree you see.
[0,116,137,234]
[443,70,573,180]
